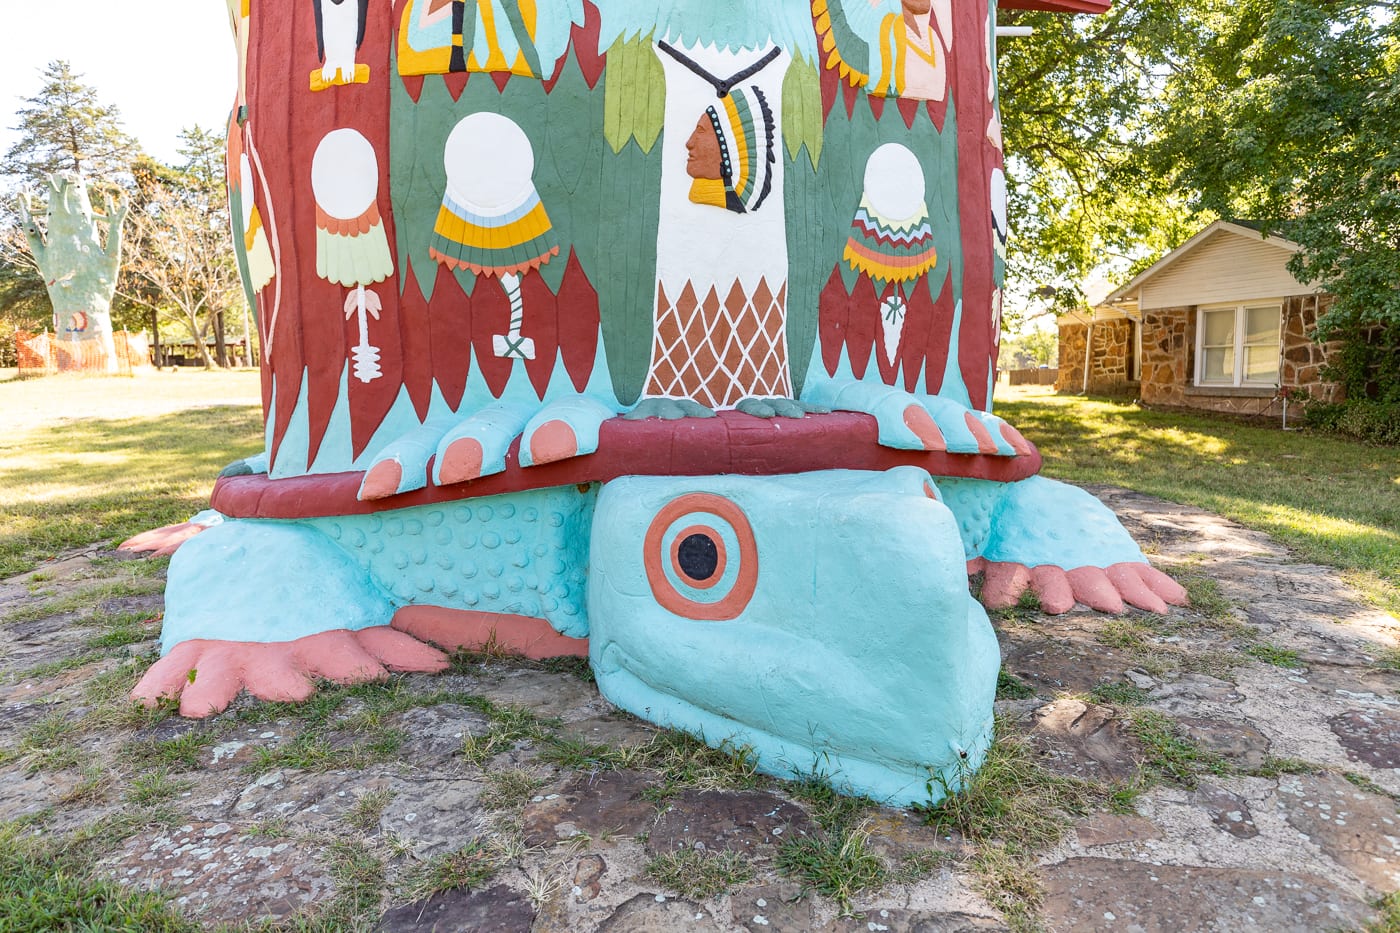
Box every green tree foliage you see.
[1152,0,1399,338]
[997,1,1214,313]
[1,60,141,190]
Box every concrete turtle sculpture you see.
[126,0,1183,805]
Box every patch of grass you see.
[996,671,1036,700]
[1088,682,1152,706]
[1176,572,1238,624]
[321,838,386,925]
[251,728,406,774]
[0,838,196,932]
[987,588,1043,626]
[461,706,549,767]
[539,729,764,799]
[1242,757,1321,778]
[11,653,103,682]
[125,770,196,806]
[1,578,166,627]
[480,768,546,811]
[399,840,500,902]
[917,727,1104,855]
[1344,771,1396,799]
[345,789,396,832]
[1364,890,1400,933]
[58,763,110,806]
[892,847,960,884]
[1372,647,1400,672]
[645,849,757,899]
[125,730,216,773]
[1129,710,1227,788]
[775,823,886,915]
[0,373,263,578]
[971,843,1045,933]
[537,655,595,682]
[18,710,82,773]
[997,387,1400,617]
[1096,619,1153,652]
[1243,642,1305,669]
[243,818,291,838]
[786,771,877,834]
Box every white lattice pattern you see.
[644,278,791,408]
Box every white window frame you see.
[1194,302,1282,388]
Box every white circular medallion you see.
[310,128,380,221]
[443,112,537,211]
[863,143,926,222]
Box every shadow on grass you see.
[999,392,1400,614]
[0,406,263,576]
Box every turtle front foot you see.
[802,380,1032,456]
[133,628,448,718]
[971,558,1187,615]
[360,395,622,500]
[939,475,1188,616]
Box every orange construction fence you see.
[14,330,151,376]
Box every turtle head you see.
[588,466,999,804]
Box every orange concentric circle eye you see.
[643,493,757,621]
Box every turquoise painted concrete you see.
[936,475,1147,569]
[588,468,999,805]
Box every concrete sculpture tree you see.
[125,0,1185,805]
[17,173,128,372]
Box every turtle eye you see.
[643,493,757,621]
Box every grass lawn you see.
[0,370,264,577]
[998,386,1400,616]
[2,372,1396,619]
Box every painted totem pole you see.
[16,174,129,373]
[127,0,1188,805]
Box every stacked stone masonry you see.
[1055,319,1136,395]
[1062,294,1344,417]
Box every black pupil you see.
[678,533,719,581]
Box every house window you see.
[1196,304,1281,387]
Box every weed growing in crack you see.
[996,671,1036,700]
[645,849,757,899]
[481,769,547,811]
[775,822,886,915]
[1243,642,1304,669]
[971,843,1045,933]
[346,789,397,832]
[917,727,1103,854]
[1128,710,1227,788]
[124,770,195,806]
[124,730,215,773]
[1088,682,1151,706]
[399,840,500,901]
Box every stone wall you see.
[1137,294,1343,418]
[1056,319,1136,394]
[1281,294,1344,403]
[1140,307,1193,408]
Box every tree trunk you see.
[150,307,163,370]
[214,310,228,368]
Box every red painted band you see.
[211,411,1041,520]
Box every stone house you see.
[1056,221,1342,416]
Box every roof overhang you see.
[999,0,1112,13]
[1098,220,1302,311]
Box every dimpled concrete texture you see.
[588,467,999,805]
[159,486,595,654]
